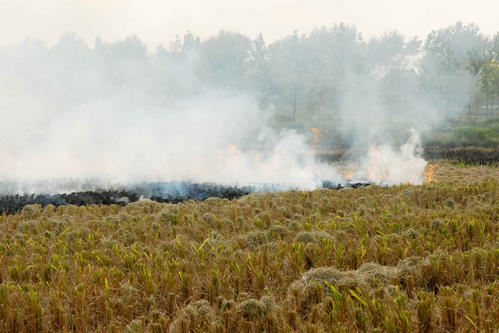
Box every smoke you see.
[0,86,345,193]
[352,130,427,185]
[215,129,344,189]
[0,90,261,180]
[1,25,488,195]
[0,84,427,194]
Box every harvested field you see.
[434,161,499,183]
[424,146,499,165]
[0,163,497,332]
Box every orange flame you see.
[310,128,323,151]
[228,144,239,153]
[341,163,358,180]
[424,163,439,183]
[368,143,380,154]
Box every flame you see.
[228,144,240,153]
[369,143,380,153]
[424,163,439,183]
[223,144,245,171]
[341,163,358,181]
[310,128,323,151]
[311,128,322,145]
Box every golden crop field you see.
[0,162,497,332]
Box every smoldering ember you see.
[0,180,376,214]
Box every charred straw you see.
[0,181,372,214]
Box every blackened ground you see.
[0,190,139,214]
[0,181,372,214]
[322,181,372,189]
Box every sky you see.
[0,0,497,48]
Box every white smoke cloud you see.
[352,129,427,185]
[215,129,344,189]
[0,88,428,195]
[0,35,436,195]
[0,87,348,192]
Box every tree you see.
[419,22,488,118]
[247,33,270,105]
[197,31,251,89]
[479,60,499,118]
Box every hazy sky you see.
[0,0,497,47]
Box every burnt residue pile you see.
[0,181,371,214]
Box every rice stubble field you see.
[0,162,497,332]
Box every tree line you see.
[1,22,497,146]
